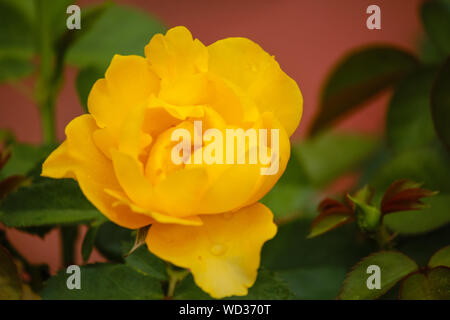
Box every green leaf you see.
[399,267,450,300]
[369,144,450,234]
[173,274,212,300]
[41,263,164,299]
[51,2,111,84]
[262,219,373,271]
[0,246,22,299]
[0,0,34,83]
[173,270,295,300]
[428,245,450,268]
[308,212,352,238]
[419,36,448,65]
[0,143,54,179]
[386,68,437,152]
[229,269,295,300]
[67,5,165,70]
[263,184,316,221]
[34,0,73,49]
[0,178,103,228]
[338,251,418,300]
[0,56,33,82]
[95,221,133,262]
[421,0,450,55]
[56,2,111,54]
[371,144,450,193]
[0,0,34,57]
[294,131,379,187]
[81,220,105,263]
[384,194,450,235]
[125,246,167,281]
[262,153,317,221]
[309,46,419,134]
[431,58,450,151]
[75,66,104,112]
[279,266,347,299]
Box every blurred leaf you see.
[229,269,295,300]
[309,46,419,135]
[125,246,167,281]
[338,251,418,300]
[371,144,450,193]
[0,246,22,299]
[356,143,391,189]
[294,132,379,187]
[428,245,450,268]
[262,153,317,221]
[16,226,52,238]
[419,36,448,65]
[279,266,346,299]
[0,56,33,82]
[67,5,165,70]
[52,2,111,86]
[384,194,450,235]
[399,267,450,300]
[369,144,450,234]
[0,143,54,179]
[0,129,15,146]
[81,220,105,263]
[174,269,296,300]
[396,224,450,267]
[0,0,34,57]
[56,2,111,55]
[421,0,450,55]
[36,0,73,45]
[277,150,311,185]
[173,274,212,300]
[386,68,437,152]
[75,66,104,112]
[263,184,316,221]
[262,219,373,271]
[95,221,133,262]
[0,178,103,228]
[0,175,29,200]
[431,58,450,151]
[41,263,164,299]
[21,283,40,300]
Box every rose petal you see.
[146,202,277,298]
[42,115,152,229]
[208,37,302,136]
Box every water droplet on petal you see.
[210,243,227,256]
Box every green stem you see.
[373,224,394,249]
[34,0,58,144]
[60,226,79,267]
[39,98,56,144]
[166,264,189,299]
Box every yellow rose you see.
[42,26,302,298]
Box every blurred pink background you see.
[0,0,423,273]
